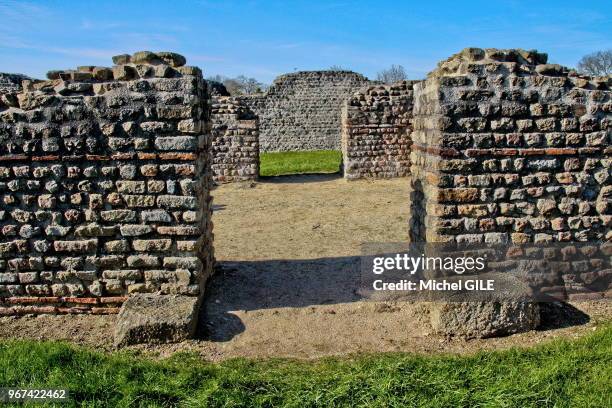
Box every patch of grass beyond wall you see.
[259,150,342,176]
[0,325,611,407]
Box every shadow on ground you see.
[198,256,361,341]
[198,257,592,342]
[538,302,590,330]
[211,204,227,212]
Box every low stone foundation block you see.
[430,301,541,338]
[114,294,201,347]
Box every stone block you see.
[430,302,540,338]
[154,136,197,151]
[114,294,200,347]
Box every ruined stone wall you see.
[0,73,29,93]
[0,51,214,315]
[241,71,372,152]
[342,81,415,179]
[211,96,259,183]
[410,48,611,300]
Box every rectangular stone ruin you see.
[342,80,416,179]
[0,52,214,344]
[211,95,259,183]
[409,48,611,337]
[0,47,609,344]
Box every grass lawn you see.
[259,150,342,177]
[0,324,610,407]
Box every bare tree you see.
[577,50,612,76]
[328,65,346,71]
[235,75,265,94]
[376,64,407,83]
[206,75,267,95]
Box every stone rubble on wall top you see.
[40,50,195,86]
[0,51,203,113]
[432,47,611,88]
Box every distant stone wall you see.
[342,81,415,179]
[211,96,259,183]
[0,73,29,93]
[0,51,214,315]
[241,71,372,152]
[0,73,30,109]
[410,48,611,300]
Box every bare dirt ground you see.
[1,175,610,361]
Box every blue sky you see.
[0,0,610,83]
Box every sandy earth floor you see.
[1,175,610,361]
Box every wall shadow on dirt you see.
[198,256,361,341]
[198,257,592,342]
[537,302,590,330]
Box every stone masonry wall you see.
[410,48,611,300]
[0,73,29,93]
[241,71,372,152]
[342,81,415,179]
[0,51,214,315]
[211,96,259,183]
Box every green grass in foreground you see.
[0,325,611,407]
[259,150,342,177]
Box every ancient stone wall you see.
[0,51,214,315]
[342,81,415,179]
[211,96,259,183]
[410,48,611,301]
[241,71,372,152]
[0,73,29,109]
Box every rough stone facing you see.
[0,73,29,93]
[408,48,611,335]
[410,48,611,248]
[211,96,259,183]
[1,47,610,342]
[0,51,214,315]
[430,301,541,338]
[342,81,416,179]
[241,71,372,152]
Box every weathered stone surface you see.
[211,96,259,183]
[141,210,173,223]
[112,65,135,81]
[112,54,131,65]
[240,71,372,152]
[1,47,610,345]
[408,47,611,312]
[131,51,159,65]
[119,224,154,237]
[100,210,137,222]
[114,294,200,347]
[0,73,30,93]
[133,239,172,252]
[430,302,540,338]
[0,52,214,318]
[156,52,186,67]
[154,136,197,151]
[410,47,611,245]
[53,239,98,252]
[342,81,415,179]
